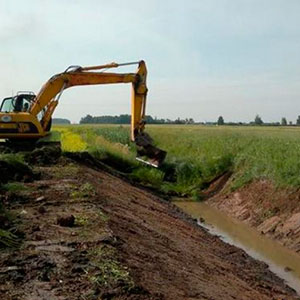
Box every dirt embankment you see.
[206,176,300,254]
[0,155,298,299]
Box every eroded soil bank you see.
[0,156,299,299]
[207,177,300,254]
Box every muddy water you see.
[175,201,300,295]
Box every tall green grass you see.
[148,125,300,190]
[55,124,300,196]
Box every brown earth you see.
[0,157,299,299]
[207,177,300,253]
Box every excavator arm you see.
[0,61,166,167]
[31,61,146,143]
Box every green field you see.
[54,124,300,197]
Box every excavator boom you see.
[0,61,166,167]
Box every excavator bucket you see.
[134,132,167,168]
[136,144,167,168]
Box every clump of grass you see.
[70,183,96,199]
[81,183,96,195]
[1,182,29,192]
[0,202,20,248]
[0,229,20,248]
[98,210,109,222]
[88,245,134,291]
[75,215,89,226]
[0,153,25,165]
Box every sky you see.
[0,0,300,123]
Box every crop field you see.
[54,124,300,197]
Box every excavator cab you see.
[0,93,35,113]
[0,92,50,145]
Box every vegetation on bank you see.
[54,124,300,198]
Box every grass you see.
[149,125,300,189]
[52,124,300,197]
[0,201,20,248]
[0,154,29,248]
[70,183,96,199]
[0,152,26,165]
[88,245,134,291]
[1,182,29,192]
[0,229,20,248]
[75,215,89,227]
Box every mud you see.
[0,158,299,299]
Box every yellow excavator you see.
[0,60,166,167]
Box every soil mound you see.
[24,145,62,165]
[0,160,36,184]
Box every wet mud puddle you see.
[175,201,300,295]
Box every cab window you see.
[0,96,31,113]
[0,98,14,112]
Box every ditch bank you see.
[0,153,298,299]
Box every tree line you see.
[79,114,300,126]
[52,118,71,124]
[216,115,300,126]
[79,114,195,124]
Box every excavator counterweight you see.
[0,61,166,167]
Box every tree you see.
[80,114,93,124]
[297,116,300,125]
[52,118,71,124]
[217,116,224,125]
[174,117,184,124]
[281,117,287,126]
[254,115,263,125]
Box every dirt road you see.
[0,155,298,299]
